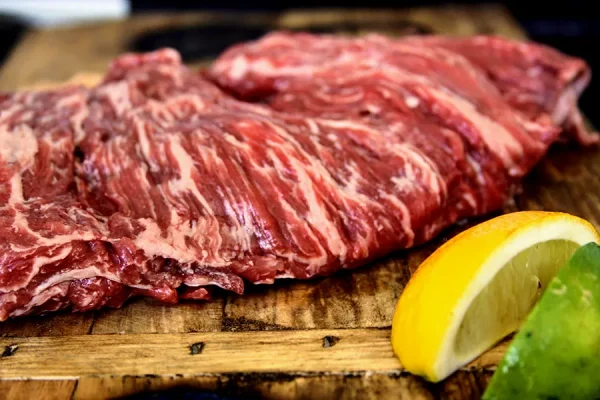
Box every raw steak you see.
[0,33,596,320]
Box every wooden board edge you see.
[0,371,496,400]
[0,329,506,379]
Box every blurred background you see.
[1,0,598,120]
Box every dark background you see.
[1,0,598,124]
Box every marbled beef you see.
[0,33,595,320]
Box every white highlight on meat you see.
[405,96,420,108]
[227,55,250,80]
[462,192,477,209]
[0,124,38,167]
[391,175,413,192]
[366,104,381,114]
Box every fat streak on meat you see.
[0,33,596,320]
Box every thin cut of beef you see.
[0,33,596,320]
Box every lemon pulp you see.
[453,239,580,362]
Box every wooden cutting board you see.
[1,5,599,400]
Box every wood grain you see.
[517,146,600,230]
[72,376,218,400]
[0,4,597,399]
[0,373,495,400]
[0,312,95,337]
[0,380,76,400]
[90,297,224,334]
[0,373,493,400]
[0,329,506,379]
[0,330,506,379]
[223,256,411,330]
[0,329,400,378]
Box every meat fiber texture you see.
[0,33,596,321]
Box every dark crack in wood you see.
[1,344,18,358]
[322,335,341,348]
[190,342,205,355]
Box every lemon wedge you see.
[391,211,600,382]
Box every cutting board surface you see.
[1,5,599,400]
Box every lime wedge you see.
[483,242,600,399]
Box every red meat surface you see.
[0,33,595,320]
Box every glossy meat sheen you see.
[0,32,596,320]
[209,32,597,155]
